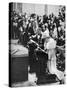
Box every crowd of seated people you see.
[10,6,65,84]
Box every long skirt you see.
[47,49,64,80]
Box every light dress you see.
[44,37,64,80]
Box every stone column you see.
[16,3,22,13]
[44,4,48,15]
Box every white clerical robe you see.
[41,29,49,39]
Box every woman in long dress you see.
[44,36,65,82]
[41,26,65,82]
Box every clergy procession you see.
[9,3,65,86]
